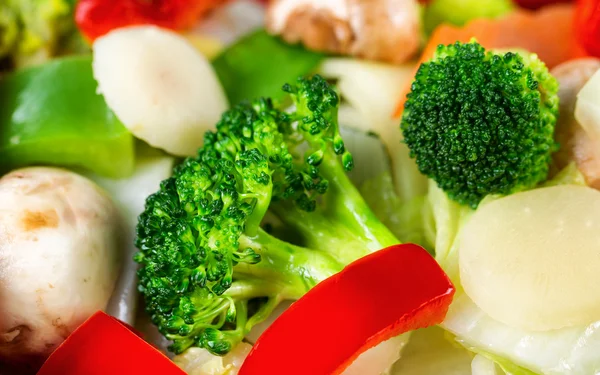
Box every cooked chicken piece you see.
[266,0,421,65]
[551,58,600,189]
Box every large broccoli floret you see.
[134,75,398,356]
[400,40,559,208]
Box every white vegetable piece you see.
[460,185,600,332]
[89,148,176,325]
[92,25,229,157]
[0,167,122,368]
[173,342,252,375]
[319,58,427,201]
[190,0,266,47]
[391,326,473,375]
[575,67,600,144]
[470,355,498,375]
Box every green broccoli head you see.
[134,75,398,356]
[400,40,559,208]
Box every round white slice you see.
[459,185,600,332]
[92,25,228,157]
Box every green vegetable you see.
[212,30,325,104]
[0,0,85,69]
[0,56,135,178]
[401,41,560,208]
[134,75,399,356]
[423,0,514,35]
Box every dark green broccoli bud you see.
[135,75,399,357]
[400,40,559,208]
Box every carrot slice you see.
[393,4,587,118]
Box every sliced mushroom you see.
[266,0,421,65]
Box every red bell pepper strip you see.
[575,0,600,57]
[238,243,455,375]
[37,311,185,375]
[75,0,227,42]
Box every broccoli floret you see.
[134,75,398,356]
[400,40,559,208]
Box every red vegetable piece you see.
[37,311,185,375]
[575,0,600,57]
[238,243,455,375]
[513,0,572,10]
[75,0,225,42]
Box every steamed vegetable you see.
[265,0,421,65]
[212,29,324,105]
[400,41,559,208]
[0,0,82,68]
[174,343,252,375]
[91,146,176,324]
[575,67,600,145]
[134,75,400,356]
[424,168,600,374]
[422,0,514,35]
[92,25,228,157]
[37,311,185,375]
[460,185,600,331]
[0,56,135,178]
[75,0,225,42]
[317,58,428,202]
[0,167,122,373]
[393,3,585,118]
[574,0,600,58]
[238,244,455,375]
[551,58,600,189]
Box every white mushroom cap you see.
[0,167,122,370]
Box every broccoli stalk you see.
[400,40,559,208]
[134,75,399,356]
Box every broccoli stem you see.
[272,150,400,265]
[235,228,344,300]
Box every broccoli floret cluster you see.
[134,75,398,356]
[400,41,559,208]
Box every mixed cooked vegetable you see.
[1,0,600,374]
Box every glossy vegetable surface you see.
[238,244,455,375]
[575,0,600,57]
[0,56,134,178]
[37,311,185,375]
[75,0,224,42]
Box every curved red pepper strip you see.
[239,243,455,375]
[36,312,185,375]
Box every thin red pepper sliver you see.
[513,0,572,10]
[575,0,600,57]
[238,243,455,375]
[36,311,185,375]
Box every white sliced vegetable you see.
[89,147,176,325]
[174,342,252,375]
[460,185,600,332]
[391,327,474,375]
[92,25,228,157]
[190,0,266,47]
[0,167,122,368]
[442,293,600,375]
[471,355,498,375]
[319,58,427,201]
[575,68,600,144]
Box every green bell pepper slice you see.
[0,55,135,178]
